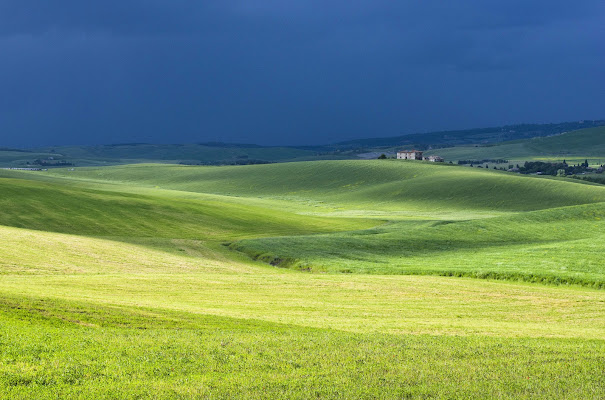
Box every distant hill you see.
[1,119,603,167]
[335,120,605,150]
[427,126,605,161]
[0,143,353,168]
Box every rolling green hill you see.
[43,160,605,213]
[2,160,605,398]
[21,160,605,286]
[233,201,605,286]
[0,175,373,240]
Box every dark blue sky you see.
[1,1,603,147]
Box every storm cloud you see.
[0,1,603,147]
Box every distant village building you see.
[425,155,444,162]
[397,150,423,160]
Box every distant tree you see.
[557,169,566,177]
[520,161,575,176]
[377,154,387,159]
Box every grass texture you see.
[1,159,605,398]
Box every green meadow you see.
[1,160,605,398]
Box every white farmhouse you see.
[397,150,423,160]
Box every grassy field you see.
[41,160,605,212]
[1,160,605,398]
[233,203,605,286]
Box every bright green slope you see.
[3,292,604,399]
[0,175,374,240]
[234,202,605,286]
[427,125,605,161]
[4,224,605,339]
[44,160,605,213]
[11,160,605,286]
[1,224,605,398]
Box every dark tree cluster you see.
[228,159,273,165]
[458,159,509,165]
[0,147,31,153]
[33,159,74,166]
[518,160,598,176]
[186,159,274,166]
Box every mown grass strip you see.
[1,294,604,399]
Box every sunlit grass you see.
[1,160,605,398]
[234,202,605,286]
[2,296,604,399]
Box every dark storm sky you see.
[0,1,603,147]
